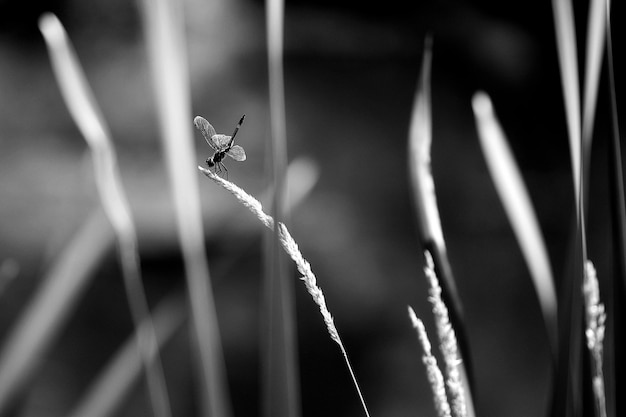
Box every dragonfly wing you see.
[212,134,232,151]
[226,145,246,161]
[194,116,218,149]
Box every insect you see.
[194,114,247,176]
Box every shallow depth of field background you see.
[0,0,624,416]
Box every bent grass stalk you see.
[407,39,472,391]
[39,14,171,417]
[198,165,371,417]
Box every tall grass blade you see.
[263,0,301,416]
[0,210,112,413]
[199,166,371,417]
[550,1,589,415]
[472,92,558,361]
[582,0,607,168]
[68,294,186,417]
[407,37,473,392]
[38,13,171,417]
[266,0,288,204]
[604,3,624,415]
[136,1,232,416]
[551,0,582,208]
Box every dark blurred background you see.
[1,0,624,416]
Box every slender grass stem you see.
[137,1,232,416]
[551,1,590,415]
[199,165,371,417]
[604,2,625,415]
[552,0,582,208]
[264,0,300,414]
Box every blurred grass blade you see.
[407,36,465,362]
[0,210,112,413]
[281,157,319,210]
[604,2,623,415]
[263,0,301,416]
[408,37,443,252]
[261,157,319,215]
[407,37,474,411]
[552,0,582,211]
[582,0,607,163]
[68,294,186,417]
[472,92,558,361]
[39,13,171,417]
[551,1,588,416]
[136,1,232,416]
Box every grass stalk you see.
[604,2,624,415]
[199,165,371,417]
[582,0,608,163]
[407,37,473,391]
[0,210,112,413]
[423,251,472,417]
[136,1,232,416]
[550,1,591,415]
[263,0,301,415]
[551,0,582,207]
[39,13,172,417]
[472,92,558,362]
[583,261,608,417]
[408,307,452,417]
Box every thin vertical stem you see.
[264,0,300,416]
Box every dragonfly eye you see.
[206,158,215,167]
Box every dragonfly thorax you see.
[206,151,226,167]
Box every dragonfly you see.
[194,114,247,176]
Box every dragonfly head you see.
[206,157,215,167]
